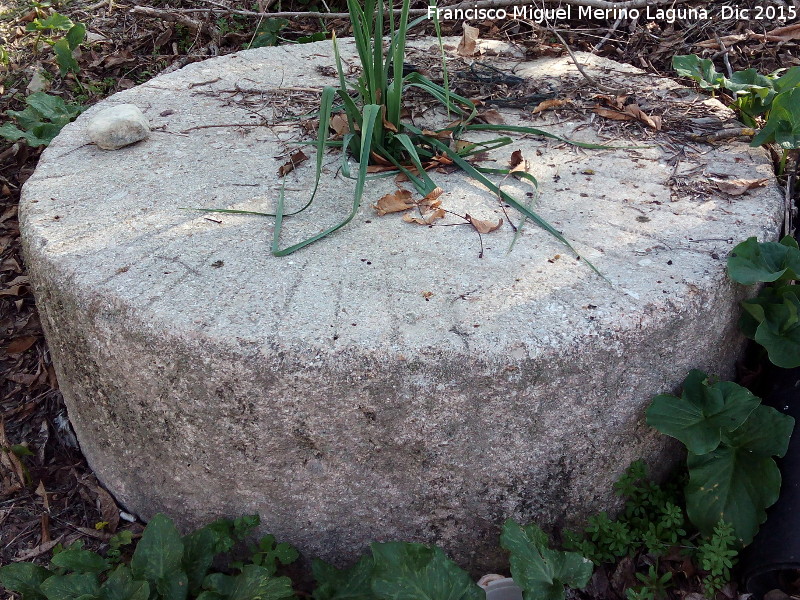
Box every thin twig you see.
[550,28,629,95]
[132,0,684,20]
[593,16,622,53]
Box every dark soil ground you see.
[1,0,799,597]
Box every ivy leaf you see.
[27,12,74,32]
[749,286,800,368]
[646,370,760,455]
[66,23,86,50]
[311,556,374,600]
[672,55,724,90]
[202,565,295,600]
[0,562,52,600]
[727,236,800,285]
[40,573,100,600]
[51,550,111,574]
[0,123,29,143]
[685,405,794,545]
[53,38,79,76]
[500,520,593,600]
[130,514,185,587]
[370,542,482,600]
[100,566,150,600]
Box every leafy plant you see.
[312,541,483,600]
[0,513,296,600]
[500,519,593,600]
[647,369,794,545]
[625,565,671,600]
[564,461,685,564]
[696,520,738,597]
[672,55,800,168]
[0,91,84,147]
[727,235,800,367]
[26,9,86,75]
[248,18,289,48]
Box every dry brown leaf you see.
[422,187,443,204]
[767,23,800,42]
[466,214,502,234]
[478,109,504,125]
[694,33,750,49]
[715,178,770,196]
[373,189,414,215]
[531,98,569,114]
[366,164,399,173]
[369,152,392,166]
[593,106,634,122]
[623,104,662,130]
[277,150,308,177]
[35,480,50,512]
[457,23,479,57]
[6,335,37,354]
[89,483,121,533]
[329,113,349,136]
[509,150,524,170]
[403,208,446,225]
[422,129,453,141]
[382,117,398,133]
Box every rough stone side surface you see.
[20,40,782,573]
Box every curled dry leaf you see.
[509,149,524,169]
[277,150,308,177]
[766,23,800,42]
[714,178,770,196]
[373,189,415,215]
[531,98,569,114]
[457,23,480,57]
[593,106,634,122]
[6,335,37,354]
[329,113,349,136]
[623,104,662,130]
[466,214,503,234]
[694,33,749,49]
[477,109,504,125]
[403,208,446,225]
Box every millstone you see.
[20,38,782,572]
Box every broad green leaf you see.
[775,66,800,92]
[0,123,29,142]
[727,236,800,284]
[500,520,593,600]
[53,38,79,76]
[7,105,46,130]
[202,565,294,600]
[752,287,800,367]
[66,23,86,50]
[26,92,82,124]
[686,405,794,545]
[646,370,760,455]
[156,570,188,600]
[27,12,74,32]
[51,550,110,574]
[130,514,185,585]
[0,562,52,600]
[752,88,800,149]
[686,448,780,546]
[252,535,299,575]
[312,556,374,600]
[722,404,794,458]
[369,542,482,600]
[183,528,225,594]
[672,55,724,90]
[100,566,149,600]
[40,573,100,600]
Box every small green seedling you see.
[0,92,84,147]
[26,10,86,75]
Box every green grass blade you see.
[411,126,606,280]
[459,123,635,150]
[272,105,383,256]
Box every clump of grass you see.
[201,0,610,276]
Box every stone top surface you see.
[21,38,782,360]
